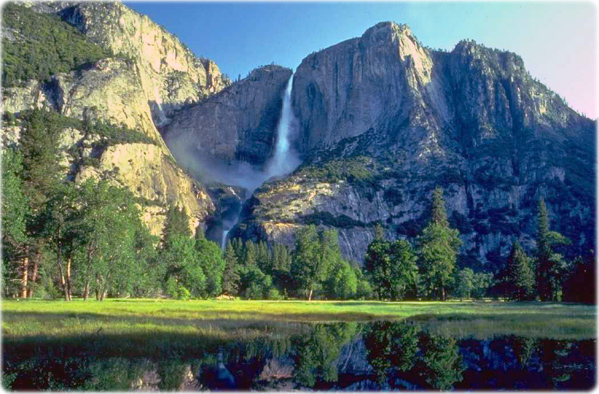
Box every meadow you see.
[2,299,596,341]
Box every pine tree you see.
[1,148,29,297]
[364,229,391,300]
[536,198,552,300]
[195,234,225,298]
[506,242,535,301]
[256,240,272,274]
[162,206,191,247]
[535,198,569,301]
[419,187,461,301]
[222,241,240,295]
[19,110,65,298]
[388,239,419,300]
[291,225,337,300]
[243,240,257,266]
[431,187,449,227]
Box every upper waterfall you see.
[266,74,301,178]
[220,73,301,249]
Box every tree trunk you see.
[27,248,40,298]
[83,281,90,301]
[65,257,72,301]
[308,287,313,302]
[441,286,446,302]
[20,246,29,299]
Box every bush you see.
[356,280,373,300]
[177,287,191,301]
[267,288,283,300]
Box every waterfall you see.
[220,73,300,250]
[221,229,230,250]
[266,73,301,178]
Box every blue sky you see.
[126,1,597,118]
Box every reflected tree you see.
[420,335,465,390]
[363,321,421,383]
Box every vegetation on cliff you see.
[2,3,110,87]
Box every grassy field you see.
[2,299,596,340]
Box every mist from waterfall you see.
[165,73,301,250]
[219,74,301,249]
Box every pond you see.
[3,320,595,391]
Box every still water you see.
[3,320,595,391]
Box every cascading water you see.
[266,74,301,178]
[220,73,301,249]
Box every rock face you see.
[31,1,229,124]
[239,22,596,268]
[2,2,224,233]
[164,65,292,166]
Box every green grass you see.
[2,299,595,340]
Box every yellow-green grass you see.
[2,299,596,341]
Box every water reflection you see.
[3,321,595,391]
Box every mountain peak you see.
[362,21,415,43]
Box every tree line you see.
[361,187,594,303]
[2,110,593,302]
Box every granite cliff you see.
[235,22,595,268]
[163,65,292,175]
[2,8,594,267]
[2,2,227,234]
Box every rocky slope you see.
[237,22,595,268]
[1,2,226,234]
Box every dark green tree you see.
[420,335,465,390]
[19,110,65,298]
[364,321,421,383]
[506,242,535,300]
[1,148,29,297]
[195,227,225,297]
[363,230,391,300]
[162,206,191,247]
[162,235,205,298]
[454,268,474,300]
[222,240,241,296]
[388,239,419,300]
[535,198,569,301]
[243,240,258,267]
[471,271,493,300]
[418,187,461,301]
[364,232,418,300]
[291,227,342,300]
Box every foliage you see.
[1,147,29,296]
[454,268,474,300]
[364,321,421,383]
[418,187,461,301]
[328,260,358,300]
[420,335,465,390]
[536,198,570,301]
[296,156,376,183]
[505,242,536,300]
[2,3,110,87]
[195,228,225,297]
[363,230,419,301]
[222,241,241,295]
[291,226,341,300]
